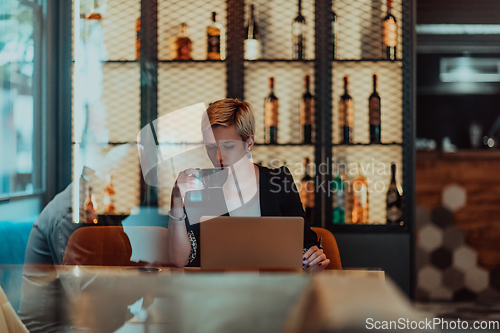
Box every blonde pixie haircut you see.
[202,98,255,142]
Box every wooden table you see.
[49,266,425,333]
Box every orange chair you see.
[311,227,342,270]
[63,226,169,266]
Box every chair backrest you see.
[62,226,133,266]
[123,226,169,263]
[62,226,169,266]
[0,285,29,333]
[311,227,342,270]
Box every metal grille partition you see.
[70,0,415,295]
[73,0,414,230]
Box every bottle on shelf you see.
[104,174,116,214]
[244,4,261,60]
[292,0,307,60]
[339,76,353,144]
[352,164,369,224]
[382,0,397,61]
[332,163,346,224]
[84,187,98,224]
[369,74,381,144]
[207,12,225,60]
[80,0,102,46]
[332,7,338,59]
[300,75,314,144]
[264,77,278,144]
[81,0,102,20]
[135,18,141,60]
[386,163,402,225]
[172,23,193,60]
[300,157,315,226]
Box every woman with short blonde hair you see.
[168,98,329,270]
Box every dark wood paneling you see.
[418,0,500,24]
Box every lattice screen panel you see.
[74,1,142,215]
[158,0,227,60]
[332,145,402,225]
[252,145,314,178]
[158,62,226,118]
[102,63,140,142]
[245,0,315,60]
[99,0,141,61]
[73,144,141,216]
[332,61,402,144]
[245,61,314,144]
[335,0,403,60]
[156,61,226,214]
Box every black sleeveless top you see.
[182,165,320,267]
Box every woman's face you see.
[203,124,252,168]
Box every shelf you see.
[72,141,205,146]
[72,141,137,145]
[159,59,225,63]
[102,60,138,63]
[158,142,204,145]
[96,60,226,63]
[333,59,403,63]
[253,142,402,147]
[254,143,313,147]
[332,142,402,146]
[327,223,408,233]
[417,149,500,160]
[244,59,315,63]
[73,142,322,147]
[98,59,402,64]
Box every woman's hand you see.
[170,168,205,217]
[173,168,205,199]
[303,246,330,272]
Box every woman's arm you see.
[167,169,203,267]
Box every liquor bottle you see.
[174,23,193,60]
[244,4,261,60]
[104,175,116,214]
[84,187,98,224]
[83,0,102,20]
[369,74,381,143]
[300,158,315,226]
[207,12,225,60]
[339,76,353,144]
[135,18,141,60]
[352,164,369,224]
[300,75,314,144]
[292,0,307,60]
[386,163,402,224]
[382,0,397,60]
[332,7,338,59]
[264,77,278,144]
[332,164,346,224]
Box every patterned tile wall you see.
[416,183,500,302]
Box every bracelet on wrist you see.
[168,210,186,221]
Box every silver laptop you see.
[199,216,304,270]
